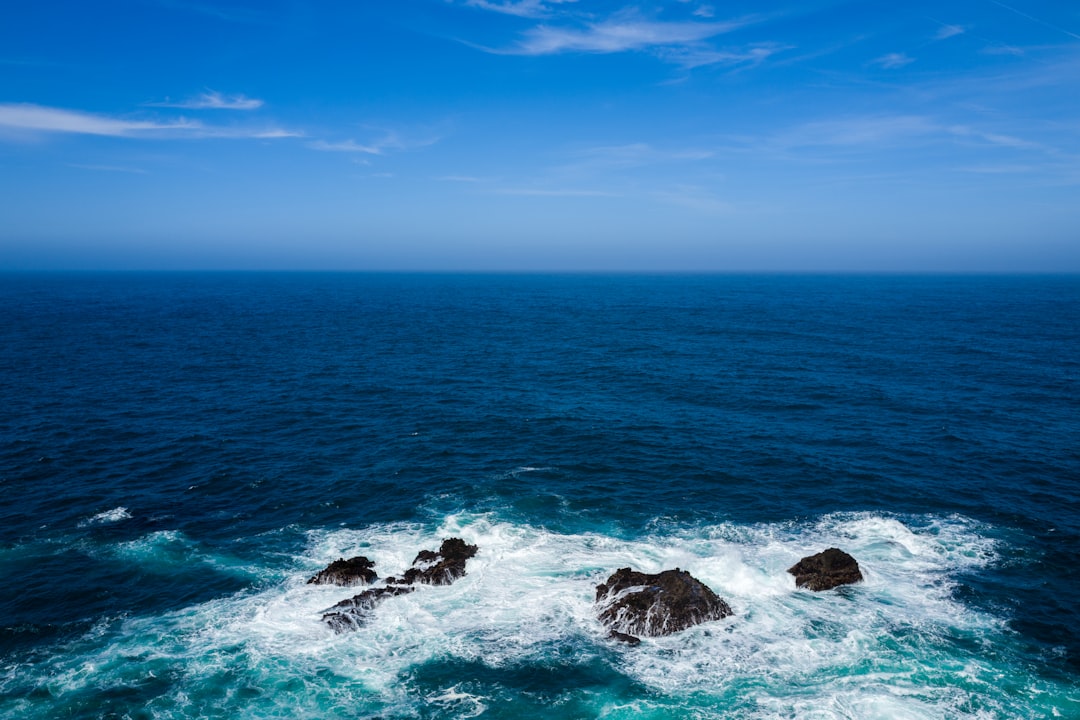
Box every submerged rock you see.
[391,538,479,586]
[788,548,863,591]
[595,568,733,639]
[322,585,415,632]
[307,556,377,586]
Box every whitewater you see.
[5,510,1069,719]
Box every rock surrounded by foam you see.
[322,585,415,632]
[390,537,479,586]
[321,538,479,631]
[595,568,733,641]
[788,548,863,591]
[307,556,378,586]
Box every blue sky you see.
[1,0,1078,270]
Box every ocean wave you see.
[77,506,132,527]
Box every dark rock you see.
[595,567,733,638]
[317,538,479,632]
[399,538,478,586]
[322,585,414,632]
[608,630,642,645]
[307,556,377,586]
[788,548,863,591]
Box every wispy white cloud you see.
[948,125,1048,151]
[146,91,264,110]
[0,104,199,137]
[0,103,301,139]
[673,0,715,15]
[773,115,938,150]
[660,42,790,69]
[461,6,773,71]
[978,132,1043,150]
[765,114,1059,164]
[307,139,385,155]
[981,44,1025,56]
[308,127,443,157]
[934,25,965,40]
[463,0,577,19]
[986,0,1080,42]
[504,17,751,55]
[873,52,914,69]
[248,128,303,139]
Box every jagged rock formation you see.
[595,568,733,642]
[321,586,415,632]
[321,538,478,632]
[307,556,377,586]
[788,548,863,591]
[388,538,479,586]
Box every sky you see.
[1,0,1078,271]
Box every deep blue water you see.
[1,273,1078,718]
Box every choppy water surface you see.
[1,273,1078,718]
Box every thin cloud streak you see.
[660,42,790,68]
[147,91,264,110]
[246,128,303,139]
[949,125,1048,152]
[764,115,1059,160]
[0,103,301,139]
[986,0,1080,42]
[873,52,915,69]
[307,128,443,156]
[503,17,752,55]
[308,139,385,155]
[772,115,939,150]
[464,0,577,19]
[935,25,965,40]
[981,44,1025,56]
[0,104,200,136]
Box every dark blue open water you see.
[1,273,1078,718]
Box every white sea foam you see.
[78,506,132,526]
[426,686,488,718]
[8,513,1076,719]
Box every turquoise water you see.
[1,274,1078,718]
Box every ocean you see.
[1,272,1077,718]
